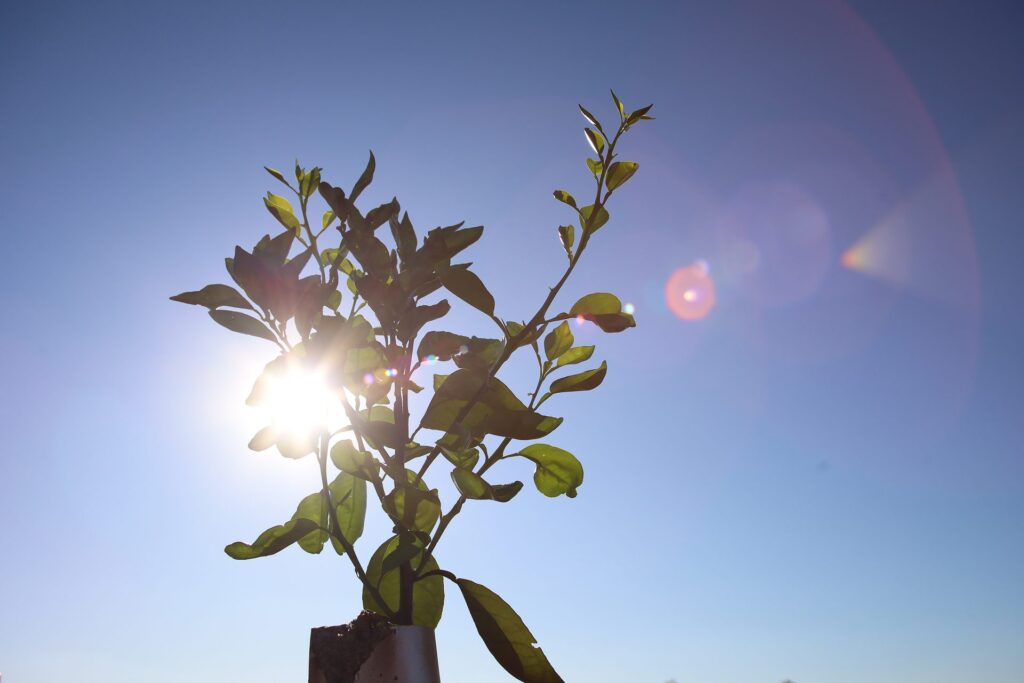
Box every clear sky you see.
[1,1,1022,682]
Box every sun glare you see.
[261,367,338,440]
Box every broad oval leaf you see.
[569,292,621,316]
[556,345,594,367]
[264,192,301,234]
[208,309,277,343]
[605,161,638,191]
[362,536,444,628]
[440,267,495,316]
[170,284,252,310]
[548,361,607,395]
[329,472,367,553]
[457,579,564,683]
[418,331,471,362]
[225,517,322,560]
[516,444,584,498]
[226,490,329,559]
[552,190,576,208]
[451,469,523,503]
[330,440,378,481]
[543,321,573,361]
[578,204,609,234]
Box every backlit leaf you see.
[547,361,607,395]
[440,267,495,316]
[263,193,301,234]
[555,345,594,367]
[351,151,375,202]
[516,444,584,498]
[363,536,444,628]
[553,190,576,208]
[578,204,609,234]
[457,579,564,683]
[170,284,253,310]
[557,225,574,257]
[543,321,573,361]
[208,309,277,343]
[605,161,638,191]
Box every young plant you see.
[172,92,653,683]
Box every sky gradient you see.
[1,1,1022,682]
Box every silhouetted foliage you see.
[172,92,653,683]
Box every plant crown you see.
[172,92,653,683]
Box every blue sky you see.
[1,1,1022,682]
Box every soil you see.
[309,611,394,683]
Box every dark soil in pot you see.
[309,610,393,683]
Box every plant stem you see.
[316,431,394,619]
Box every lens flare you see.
[665,264,716,321]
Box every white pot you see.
[355,625,440,683]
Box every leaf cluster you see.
[171,92,652,682]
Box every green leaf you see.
[555,345,594,367]
[351,151,375,202]
[263,192,301,234]
[578,104,600,128]
[208,309,277,343]
[548,361,607,395]
[585,158,603,179]
[605,161,639,191]
[264,166,289,186]
[625,103,654,124]
[557,225,574,257]
[456,579,564,683]
[421,368,563,440]
[418,331,471,362]
[543,321,573,361]
[330,440,378,480]
[225,490,330,559]
[516,444,584,498]
[578,204,609,234]
[440,267,495,316]
[298,166,321,199]
[224,517,322,560]
[570,292,621,316]
[170,284,253,310]
[584,127,605,155]
[322,210,336,231]
[451,467,489,499]
[329,472,367,552]
[610,89,625,121]
[552,190,576,208]
[380,533,422,575]
[451,469,523,502]
[293,491,330,553]
[441,447,480,470]
[386,471,441,533]
[363,536,444,628]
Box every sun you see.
[260,366,339,441]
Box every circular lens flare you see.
[665,264,716,321]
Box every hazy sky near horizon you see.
[2,1,1022,682]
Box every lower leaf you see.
[457,578,564,683]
